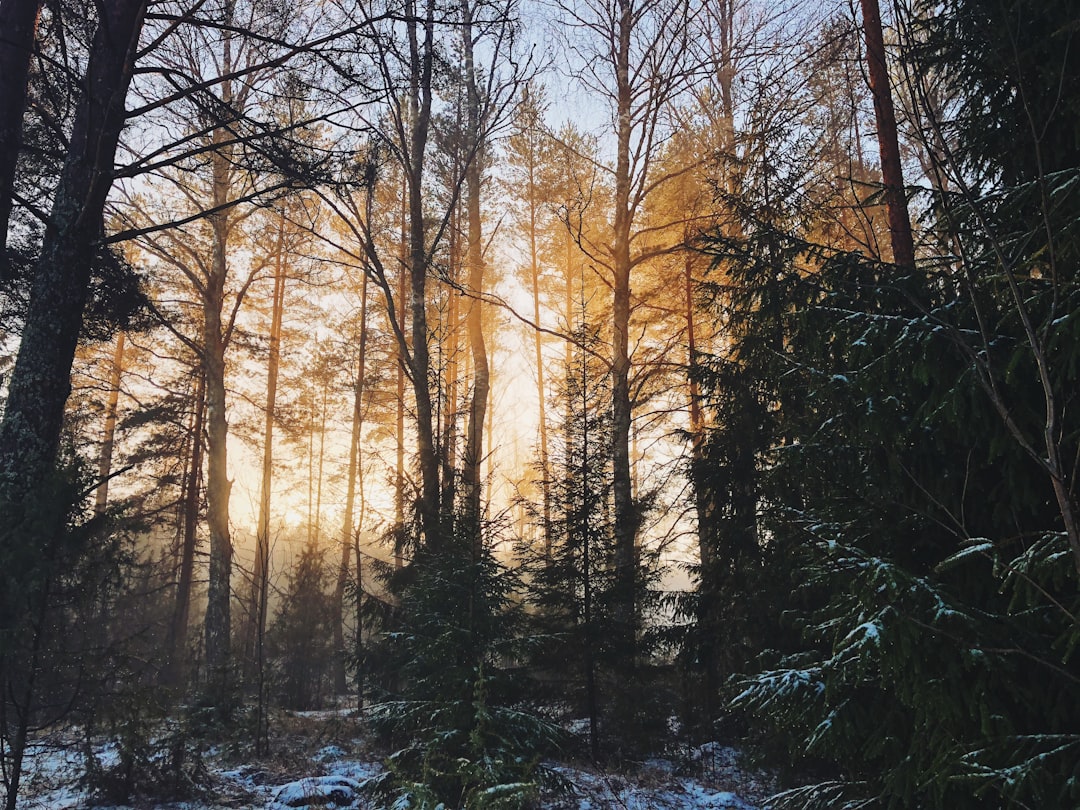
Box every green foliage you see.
[0,451,150,808]
[690,1,1080,796]
[368,528,561,809]
[518,319,668,757]
[267,541,336,710]
[83,691,210,805]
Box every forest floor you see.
[15,708,775,810]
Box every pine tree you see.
[713,3,1080,805]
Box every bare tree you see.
[553,0,703,670]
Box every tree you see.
[0,0,148,504]
[502,83,559,554]
[721,1,1080,805]
[0,0,42,266]
[859,0,915,268]
[554,0,704,680]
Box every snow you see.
[548,762,760,810]
[272,775,365,807]
[14,722,767,810]
[14,741,87,810]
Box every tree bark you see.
[202,0,238,703]
[203,194,233,699]
[395,178,408,569]
[460,0,488,538]
[94,332,126,516]
[405,0,441,548]
[246,216,286,666]
[860,0,915,268]
[334,244,369,694]
[610,0,639,670]
[166,370,205,688]
[0,0,147,503]
[0,0,41,262]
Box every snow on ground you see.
[542,744,768,810]
[14,721,769,810]
[15,740,86,810]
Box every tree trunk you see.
[202,2,237,703]
[94,332,126,516]
[203,203,233,700]
[395,179,408,569]
[529,157,553,558]
[166,371,205,688]
[0,0,147,502]
[334,247,369,694]
[405,0,441,548]
[440,201,461,520]
[246,216,286,667]
[860,0,915,269]
[0,0,41,262]
[461,0,487,538]
[610,0,638,671]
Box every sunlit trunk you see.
[460,0,487,538]
[405,0,441,547]
[395,177,408,569]
[610,0,638,670]
[167,371,204,688]
[94,332,126,516]
[335,234,370,694]
[203,6,236,697]
[860,0,914,268]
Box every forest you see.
[1,0,1079,807]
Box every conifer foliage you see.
[701,1,1080,806]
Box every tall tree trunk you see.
[203,198,233,700]
[94,332,125,516]
[246,216,286,666]
[0,0,41,264]
[461,0,487,538]
[0,0,147,503]
[395,179,408,570]
[405,0,441,548]
[353,464,366,711]
[167,371,205,688]
[203,22,237,696]
[860,0,915,268]
[610,0,638,671]
[334,249,369,694]
[529,162,552,558]
[440,204,461,519]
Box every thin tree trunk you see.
[353,457,366,712]
[247,215,286,666]
[529,167,553,558]
[405,0,441,548]
[440,179,461,521]
[395,180,408,569]
[94,332,125,516]
[461,0,487,537]
[610,0,638,671]
[334,248,369,694]
[2,582,46,810]
[860,0,915,269]
[167,371,205,688]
